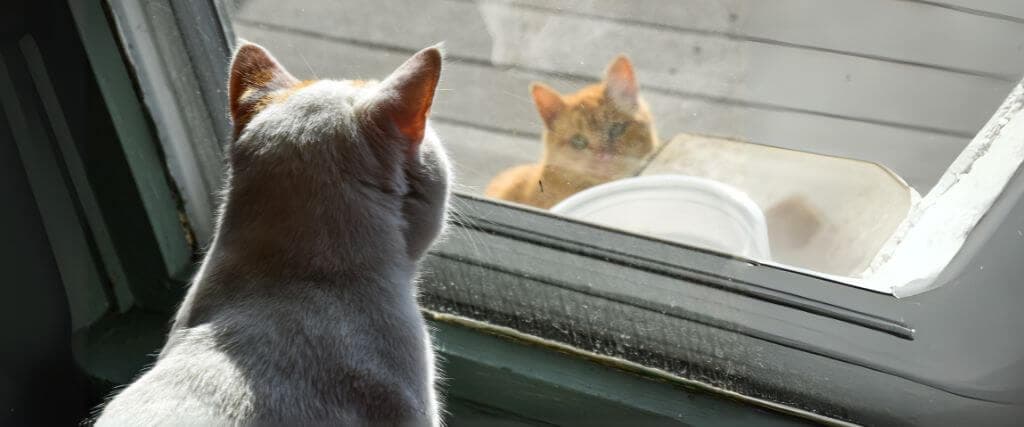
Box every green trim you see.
[431,313,821,427]
[68,0,192,284]
[0,39,110,329]
[18,35,135,312]
[445,397,553,426]
[73,308,169,386]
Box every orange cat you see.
[486,56,659,209]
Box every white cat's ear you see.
[604,55,639,112]
[368,45,443,147]
[530,83,565,129]
[228,42,299,137]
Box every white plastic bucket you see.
[550,175,771,259]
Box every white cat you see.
[94,42,450,426]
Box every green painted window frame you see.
[60,2,819,425]
[59,0,1024,425]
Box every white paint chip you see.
[860,82,1024,297]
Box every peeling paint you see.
[863,82,1024,296]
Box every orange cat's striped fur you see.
[486,56,659,208]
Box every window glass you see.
[225,0,1024,290]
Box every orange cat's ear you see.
[228,42,299,137]
[531,83,565,128]
[604,55,639,112]
[368,45,442,147]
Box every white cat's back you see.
[95,325,250,426]
[98,278,436,426]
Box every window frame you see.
[96,0,1024,424]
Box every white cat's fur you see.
[95,43,449,426]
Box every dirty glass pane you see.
[225,0,1023,283]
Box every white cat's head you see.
[221,42,450,268]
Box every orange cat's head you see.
[531,55,658,182]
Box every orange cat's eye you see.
[569,134,589,150]
[607,122,628,141]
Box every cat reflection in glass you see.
[486,56,659,208]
